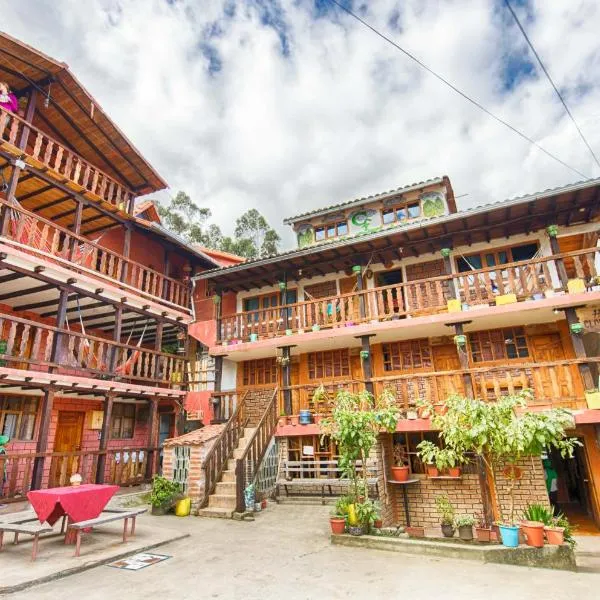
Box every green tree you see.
[157,191,211,244]
[234,209,281,258]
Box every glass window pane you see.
[327,224,336,238]
[396,207,407,221]
[407,203,420,218]
[315,227,325,241]
[511,243,538,262]
[286,290,297,304]
[382,210,394,224]
[498,251,508,264]
[461,255,483,271]
[485,253,496,267]
[337,222,348,235]
[1,414,17,438]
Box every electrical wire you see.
[503,0,600,171]
[326,0,590,180]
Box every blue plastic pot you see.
[498,524,519,547]
[298,410,312,425]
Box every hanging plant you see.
[570,322,584,335]
[454,334,467,347]
[359,350,370,360]
[212,294,221,305]
[352,265,362,274]
[440,248,451,258]
[546,224,559,238]
[278,281,287,290]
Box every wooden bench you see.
[67,507,147,557]
[0,522,54,560]
[276,460,379,503]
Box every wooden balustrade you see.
[0,106,134,209]
[219,247,600,342]
[199,391,249,509]
[0,447,157,501]
[279,381,364,415]
[210,390,239,422]
[235,388,278,512]
[0,313,185,387]
[0,199,191,310]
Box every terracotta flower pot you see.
[278,417,288,427]
[475,527,491,543]
[447,467,461,478]
[390,466,410,482]
[521,520,545,548]
[441,523,455,538]
[544,526,565,545]
[426,465,439,477]
[290,415,299,426]
[406,526,425,538]
[374,519,383,529]
[330,517,346,535]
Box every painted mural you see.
[420,191,447,218]
[297,224,315,248]
[348,208,381,234]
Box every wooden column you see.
[564,307,595,390]
[109,306,123,373]
[120,225,132,283]
[69,199,84,259]
[154,321,164,352]
[18,89,38,150]
[175,403,185,437]
[95,393,115,484]
[281,345,293,415]
[162,249,171,299]
[127,194,136,215]
[30,388,55,490]
[280,272,289,331]
[213,355,223,422]
[357,335,374,395]
[355,266,367,320]
[145,398,159,479]
[0,163,22,234]
[48,289,70,370]
[548,230,569,288]
[215,287,223,342]
[441,248,457,299]
[453,322,473,398]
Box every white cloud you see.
[4,0,600,247]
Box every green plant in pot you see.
[150,475,183,515]
[391,443,410,481]
[330,495,351,535]
[416,440,440,477]
[435,494,456,537]
[355,499,379,534]
[456,514,475,541]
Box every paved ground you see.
[5,504,600,600]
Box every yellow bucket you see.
[347,504,358,526]
[175,497,191,517]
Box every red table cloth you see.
[27,484,119,526]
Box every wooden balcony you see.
[0,106,134,210]
[0,446,156,501]
[279,358,597,416]
[0,313,186,388]
[0,199,191,310]
[219,247,599,342]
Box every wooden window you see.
[315,221,348,241]
[243,290,298,322]
[0,396,38,441]
[382,340,432,372]
[286,435,338,478]
[456,243,538,273]
[469,327,529,363]
[242,359,278,386]
[307,350,350,380]
[111,403,136,439]
[382,202,421,225]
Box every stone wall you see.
[245,388,276,426]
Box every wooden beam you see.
[95,392,115,484]
[0,282,55,301]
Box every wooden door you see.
[432,344,464,401]
[50,411,84,487]
[529,334,577,404]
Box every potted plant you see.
[150,476,183,515]
[278,412,288,427]
[355,499,379,534]
[406,526,425,538]
[545,513,575,547]
[521,503,549,548]
[456,514,475,541]
[475,513,492,542]
[435,494,456,538]
[330,496,350,534]
[416,440,440,477]
[391,444,410,482]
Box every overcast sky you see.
[4,1,600,246]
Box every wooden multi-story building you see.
[0,33,220,500]
[189,175,600,528]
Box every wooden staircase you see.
[197,426,256,518]
[197,388,278,518]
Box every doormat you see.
[107,552,171,571]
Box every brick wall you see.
[245,388,276,427]
[304,280,337,300]
[404,259,451,309]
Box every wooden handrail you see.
[219,246,599,341]
[235,387,278,512]
[0,199,191,310]
[0,312,186,386]
[199,390,249,509]
[0,106,134,209]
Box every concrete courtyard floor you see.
[4,503,600,600]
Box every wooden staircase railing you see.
[199,390,248,509]
[235,388,279,512]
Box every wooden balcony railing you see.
[0,446,157,501]
[0,313,185,387]
[220,247,600,342]
[0,199,191,310]
[0,106,134,209]
[277,358,598,415]
[210,390,240,422]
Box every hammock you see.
[115,321,150,376]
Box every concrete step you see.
[244,427,256,436]
[196,507,233,519]
[221,469,236,483]
[208,494,237,510]
[233,447,246,459]
[215,481,236,495]
[227,459,236,471]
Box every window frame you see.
[0,396,39,441]
[314,221,348,241]
[307,350,351,381]
[110,403,136,440]
[456,242,539,274]
[381,201,421,225]
[242,358,278,387]
[381,339,433,373]
[469,327,530,364]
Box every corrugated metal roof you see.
[194,175,600,281]
[282,177,444,224]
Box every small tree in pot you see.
[435,494,456,537]
[456,514,475,541]
[150,476,183,515]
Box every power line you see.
[326,0,590,180]
[503,0,600,171]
